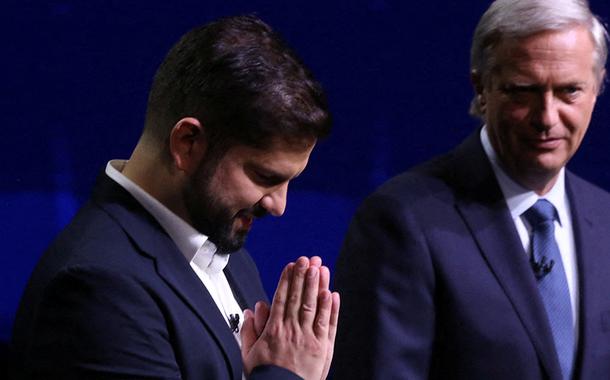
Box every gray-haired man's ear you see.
[470,70,487,115]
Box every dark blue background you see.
[2,0,610,345]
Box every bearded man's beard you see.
[182,174,243,253]
[182,159,268,253]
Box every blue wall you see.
[3,0,610,343]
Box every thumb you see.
[240,309,257,357]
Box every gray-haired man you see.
[334,0,610,378]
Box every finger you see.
[309,256,322,268]
[299,265,319,326]
[240,309,257,359]
[328,292,340,342]
[285,256,309,320]
[318,265,330,293]
[313,289,333,339]
[321,292,341,380]
[269,262,294,321]
[254,301,270,337]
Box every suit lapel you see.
[566,173,610,378]
[153,247,243,380]
[224,250,270,311]
[449,133,563,379]
[92,173,243,380]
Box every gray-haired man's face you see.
[478,26,600,193]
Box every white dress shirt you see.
[480,127,579,341]
[105,160,244,344]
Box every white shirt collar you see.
[480,126,567,224]
[105,160,229,274]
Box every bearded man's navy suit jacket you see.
[12,173,300,380]
[333,132,610,379]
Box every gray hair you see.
[470,0,609,117]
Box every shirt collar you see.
[105,160,229,274]
[480,127,566,224]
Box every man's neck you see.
[507,168,560,196]
[122,144,191,225]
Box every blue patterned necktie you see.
[523,199,574,379]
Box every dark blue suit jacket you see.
[12,173,301,380]
[332,132,610,379]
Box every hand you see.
[246,256,330,338]
[241,257,340,380]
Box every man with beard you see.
[12,15,339,380]
[334,0,610,379]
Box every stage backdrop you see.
[2,0,610,344]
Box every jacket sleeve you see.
[249,365,303,380]
[332,191,436,380]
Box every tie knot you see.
[523,199,557,226]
